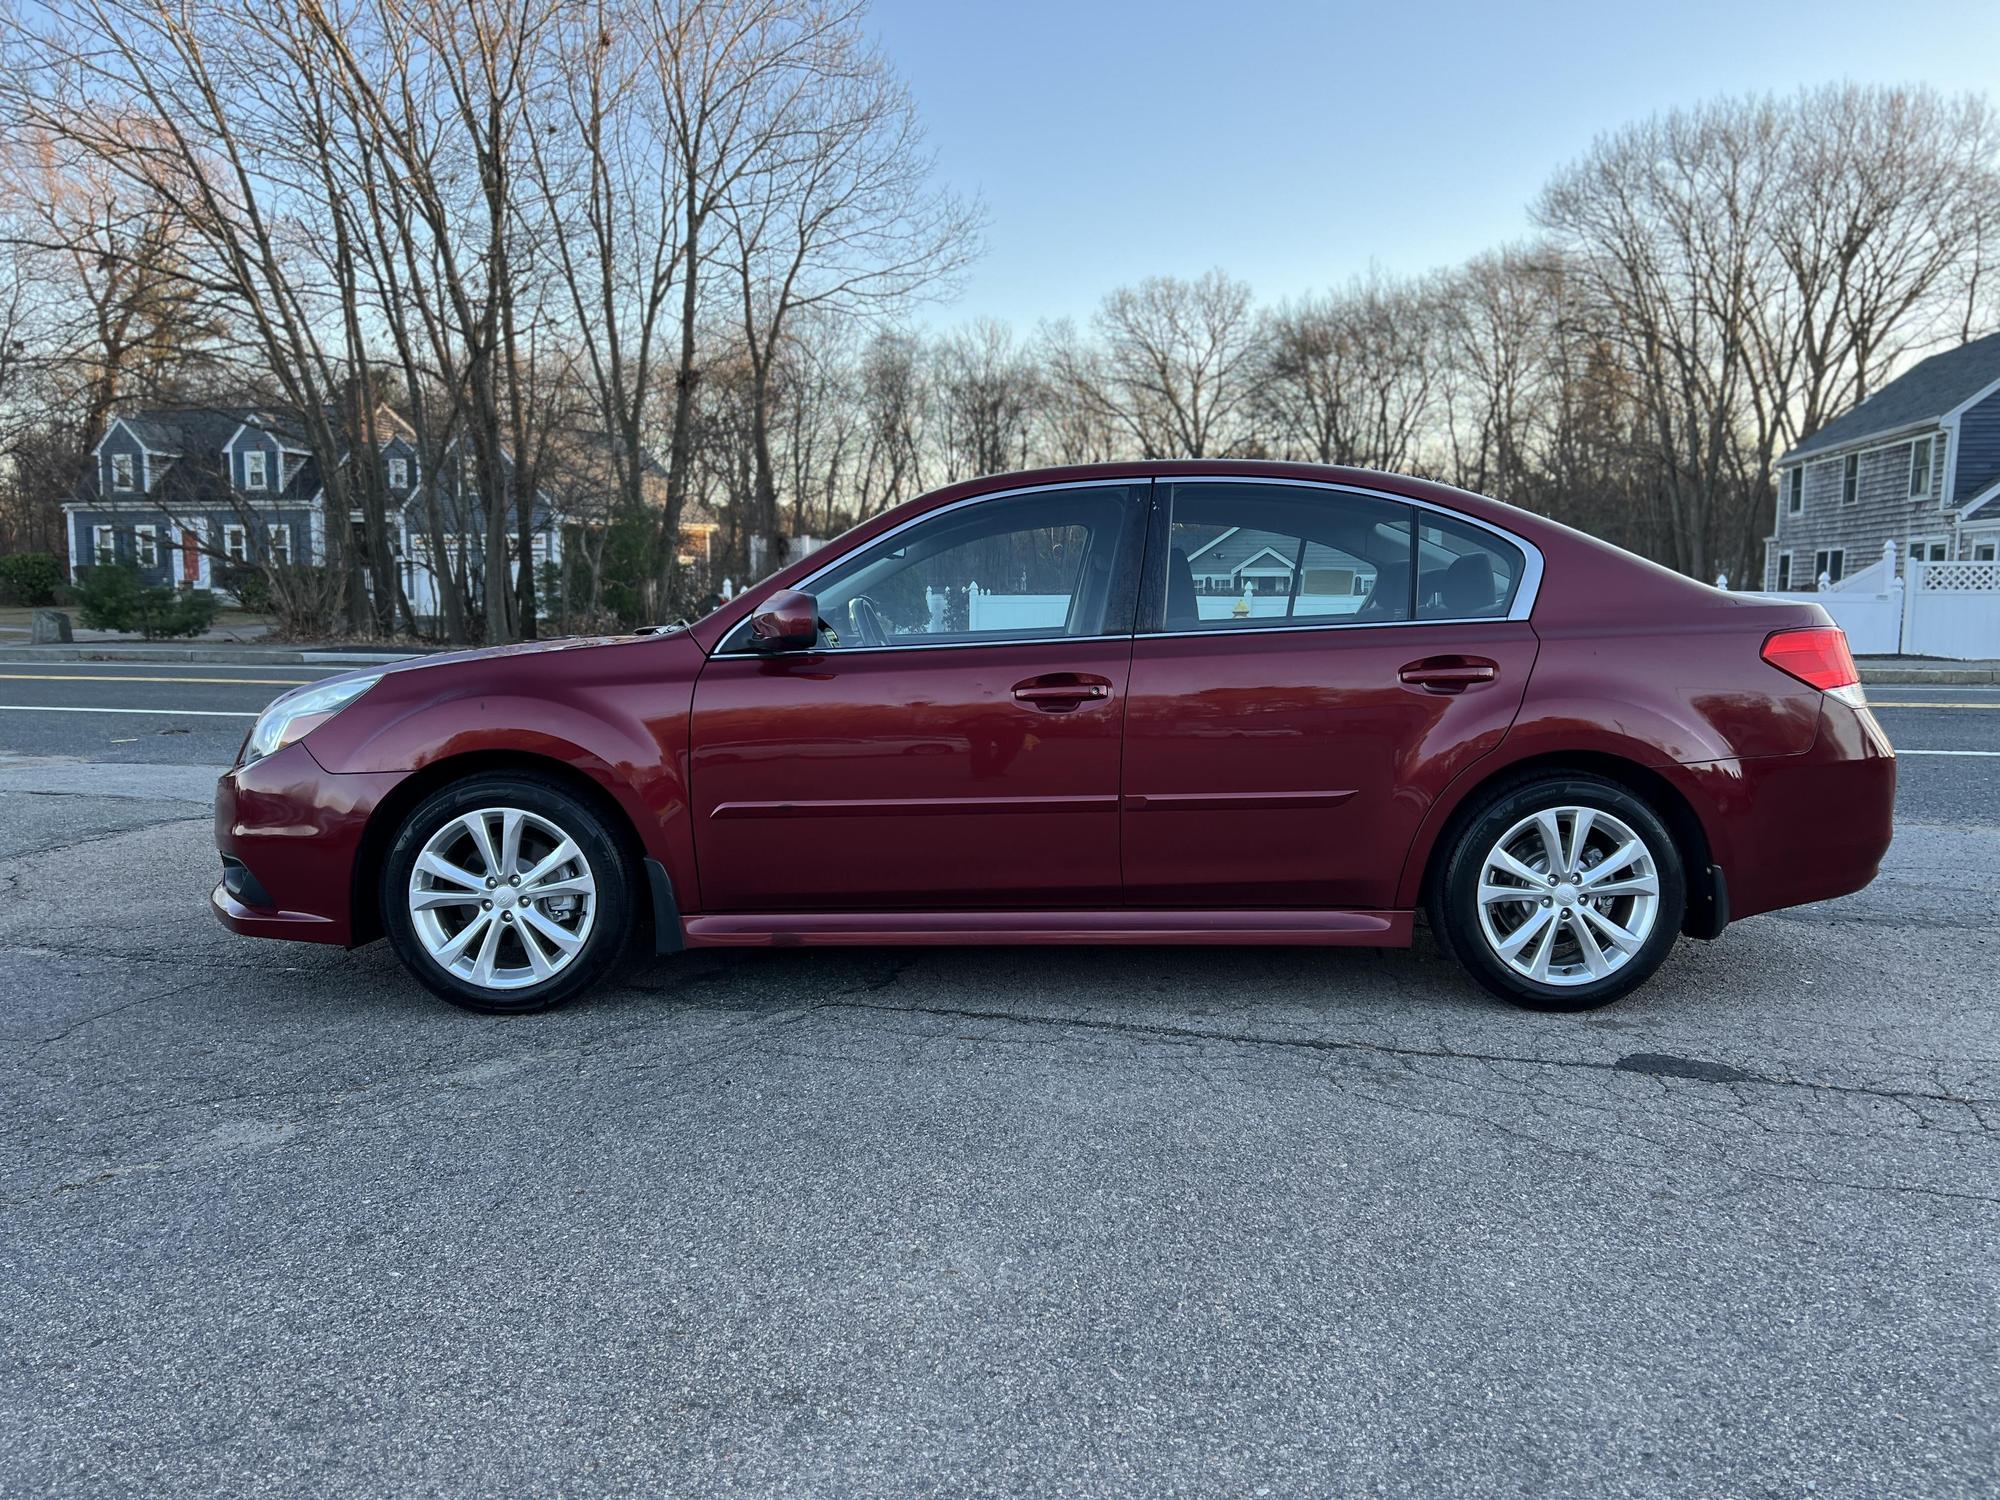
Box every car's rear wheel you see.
[1433,774,1685,1011]
[382,774,634,1014]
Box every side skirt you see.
[680,909,1413,949]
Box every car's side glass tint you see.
[805,485,1141,650]
[1416,512,1522,620]
[1158,483,1414,631]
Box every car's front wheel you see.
[382,773,634,1014]
[1433,774,1686,1011]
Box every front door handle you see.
[1399,656,1498,694]
[1012,673,1112,712]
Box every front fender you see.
[303,634,706,910]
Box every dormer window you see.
[388,456,408,489]
[244,451,269,490]
[111,453,135,491]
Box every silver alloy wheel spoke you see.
[1475,805,1660,989]
[407,806,597,992]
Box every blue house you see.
[63,407,327,592]
[62,405,568,618]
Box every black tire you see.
[381,773,636,1014]
[1431,773,1686,1012]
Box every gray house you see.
[1765,330,2000,589]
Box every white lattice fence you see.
[1920,560,2000,592]
[1905,558,2000,659]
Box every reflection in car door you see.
[687,483,1148,912]
[1119,481,1538,911]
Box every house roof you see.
[1783,330,2000,463]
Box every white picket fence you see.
[1728,540,2000,658]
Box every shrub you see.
[0,552,63,606]
[74,564,218,639]
[217,564,272,612]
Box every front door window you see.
[793,485,1141,651]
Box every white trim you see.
[1782,414,1941,468]
[1775,549,1795,590]
[109,452,137,492]
[243,449,269,491]
[90,417,179,460]
[1956,473,2000,521]
[132,523,159,568]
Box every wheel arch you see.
[1401,749,1722,939]
[349,749,657,948]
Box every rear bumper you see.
[210,743,406,947]
[1667,696,1896,924]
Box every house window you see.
[93,525,117,565]
[1776,553,1792,590]
[1910,437,1933,498]
[244,450,268,490]
[1842,454,1858,506]
[1913,539,1949,563]
[224,524,248,562]
[1971,539,1998,563]
[1786,468,1803,515]
[1814,548,1845,584]
[267,523,291,565]
[388,457,408,489]
[111,453,135,491]
[133,524,159,568]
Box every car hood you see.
[308,628,686,689]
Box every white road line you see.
[0,673,309,686]
[0,704,257,718]
[1897,748,2000,757]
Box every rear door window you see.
[1154,482,1415,632]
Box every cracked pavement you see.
[1,750,1995,1498]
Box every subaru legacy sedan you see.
[213,461,1894,1014]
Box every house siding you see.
[1765,430,1948,588]
[1955,387,2000,507]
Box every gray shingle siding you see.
[1765,431,1946,588]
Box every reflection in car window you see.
[1160,483,1415,631]
[1416,513,1522,620]
[803,486,1139,650]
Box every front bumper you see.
[1667,695,1896,925]
[211,742,406,946]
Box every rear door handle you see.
[1012,673,1112,712]
[1399,656,1498,694]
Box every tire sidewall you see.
[382,774,632,1014]
[1440,776,1686,1012]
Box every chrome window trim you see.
[1154,474,1544,626]
[718,472,1545,654]
[717,477,1145,655]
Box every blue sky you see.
[868,0,2000,327]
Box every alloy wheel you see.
[1474,805,1661,988]
[406,806,598,991]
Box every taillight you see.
[1762,626,1861,696]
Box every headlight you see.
[241,675,381,765]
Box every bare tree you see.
[1061,270,1258,459]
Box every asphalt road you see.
[2,660,1995,1498]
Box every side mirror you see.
[748,588,820,651]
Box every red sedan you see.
[212,462,1895,1014]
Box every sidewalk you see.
[2,641,429,666]
[1855,656,2000,684]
